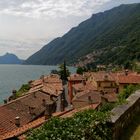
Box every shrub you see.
[27,109,112,140]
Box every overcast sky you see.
[0,0,140,59]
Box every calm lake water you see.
[0,65,75,104]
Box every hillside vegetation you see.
[25,3,140,66]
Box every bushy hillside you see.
[25,3,140,65]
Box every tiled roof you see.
[117,75,140,84]
[72,83,84,91]
[72,81,97,92]
[89,71,140,84]
[41,83,63,96]
[91,72,115,82]
[61,104,100,118]
[0,74,63,139]
[102,93,117,102]
[73,90,101,102]
[29,84,43,92]
[44,74,62,83]
[68,74,85,81]
[30,74,62,86]
[72,90,101,109]
[29,74,63,96]
[0,103,100,139]
[0,91,57,136]
[112,70,138,76]
[0,110,73,140]
[83,72,91,78]
[30,79,42,87]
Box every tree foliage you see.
[58,61,70,81]
[76,67,87,74]
[26,84,140,140]
[27,109,112,140]
[118,84,140,103]
[24,3,140,66]
[16,84,30,97]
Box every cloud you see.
[0,39,48,59]
[0,0,111,18]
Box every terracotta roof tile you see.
[91,72,115,82]
[68,74,85,81]
[29,84,43,92]
[61,104,100,118]
[30,74,62,87]
[83,72,92,78]
[44,74,62,83]
[0,110,73,140]
[0,91,56,136]
[30,74,63,96]
[102,93,117,102]
[30,79,42,87]
[72,82,97,92]
[72,90,101,109]
[41,83,63,96]
[117,75,140,84]
[0,74,63,139]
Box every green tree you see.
[16,84,30,97]
[118,84,140,103]
[59,60,70,81]
[132,62,140,73]
[27,109,111,140]
[76,67,84,74]
[124,61,132,69]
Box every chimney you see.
[61,98,65,112]
[56,89,58,95]
[88,96,92,104]
[104,75,108,81]
[44,103,53,120]
[33,92,36,98]
[42,99,46,107]
[125,70,128,76]
[100,90,104,95]
[50,95,54,101]
[3,99,7,104]
[28,80,33,84]
[40,75,45,82]
[101,96,108,105]
[82,80,86,86]
[12,89,17,97]
[29,106,35,115]
[15,116,20,127]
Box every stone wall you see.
[110,90,140,140]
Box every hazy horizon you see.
[0,0,140,59]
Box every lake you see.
[0,65,75,104]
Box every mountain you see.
[0,53,23,64]
[24,3,140,66]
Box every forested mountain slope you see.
[24,3,140,65]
